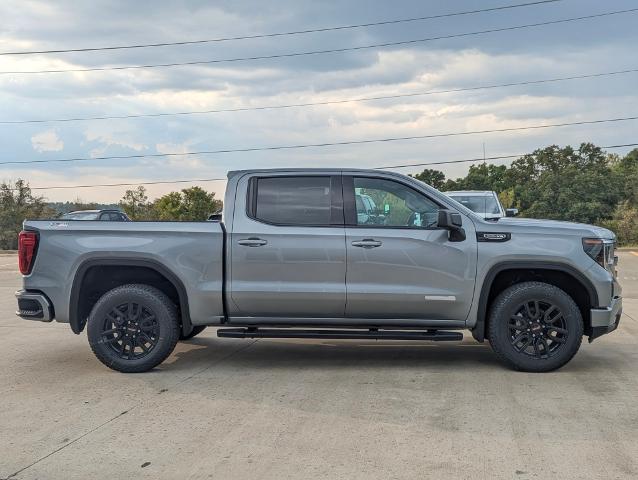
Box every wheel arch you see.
[69,258,192,336]
[472,261,598,342]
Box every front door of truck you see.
[343,175,477,322]
[229,173,346,320]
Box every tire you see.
[180,325,207,341]
[488,281,583,372]
[87,284,180,373]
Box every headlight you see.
[582,238,615,269]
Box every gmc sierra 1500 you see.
[15,168,622,373]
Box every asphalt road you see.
[0,252,637,479]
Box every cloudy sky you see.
[1,0,637,203]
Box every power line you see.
[2,115,636,167]
[19,143,638,191]
[0,1,562,56]
[3,8,635,75]
[3,67,637,125]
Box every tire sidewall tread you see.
[87,284,180,373]
[488,281,583,372]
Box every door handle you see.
[351,238,382,248]
[238,237,268,247]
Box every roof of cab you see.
[226,168,419,181]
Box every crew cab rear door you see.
[343,174,477,322]
[228,172,346,320]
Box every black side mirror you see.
[437,209,466,242]
[505,208,519,217]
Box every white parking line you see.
[0,262,16,267]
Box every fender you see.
[472,261,599,342]
[69,257,192,335]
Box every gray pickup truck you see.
[16,168,622,373]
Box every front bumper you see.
[589,295,622,342]
[15,290,53,322]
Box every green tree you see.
[443,163,508,192]
[505,143,619,224]
[497,188,515,209]
[611,148,638,207]
[180,186,222,221]
[119,186,151,220]
[152,192,183,221]
[410,168,446,189]
[151,187,222,221]
[0,179,54,250]
[601,201,638,246]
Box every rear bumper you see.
[589,295,622,342]
[15,290,53,322]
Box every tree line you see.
[1,142,637,250]
[117,185,222,221]
[0,184,222,249]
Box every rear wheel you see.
[488,281,583,372]
[180,325,207,340]
[87,284,180,373]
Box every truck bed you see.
[22,220,225,330]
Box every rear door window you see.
[250,176,341,226]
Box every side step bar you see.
[217,328,463,341]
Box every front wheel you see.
[87,284,180,373]
[488,281,583,372]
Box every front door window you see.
[353,177,439,228]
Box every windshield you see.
[60,212,100,220]
[447,195,501,215]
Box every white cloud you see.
[83,124,147,157]
[31,130,64,152]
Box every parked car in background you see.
[59,209,130,221]
[445,190,518,220]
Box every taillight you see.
[18,231,38,275]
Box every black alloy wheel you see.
[508,300,568,359]
[101,302,160,360]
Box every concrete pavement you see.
[1,252,637,479]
